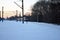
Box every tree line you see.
[30,0,60,24]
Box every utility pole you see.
[1,6,4,22]
[22,0,24,23]
[14,0,24,23]
[16,10,18,16]
[2,6,4,19]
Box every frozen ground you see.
[0,21,60,40]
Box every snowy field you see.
[0,21,60,40]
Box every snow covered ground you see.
[0,21,60,40]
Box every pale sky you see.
[0,0,38,18]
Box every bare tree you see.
[31,0,60,24]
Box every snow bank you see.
[0,21,60,40]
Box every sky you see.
[0,0,38,18]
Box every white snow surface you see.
[0,21,60,40]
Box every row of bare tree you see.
[30,0,60,24]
